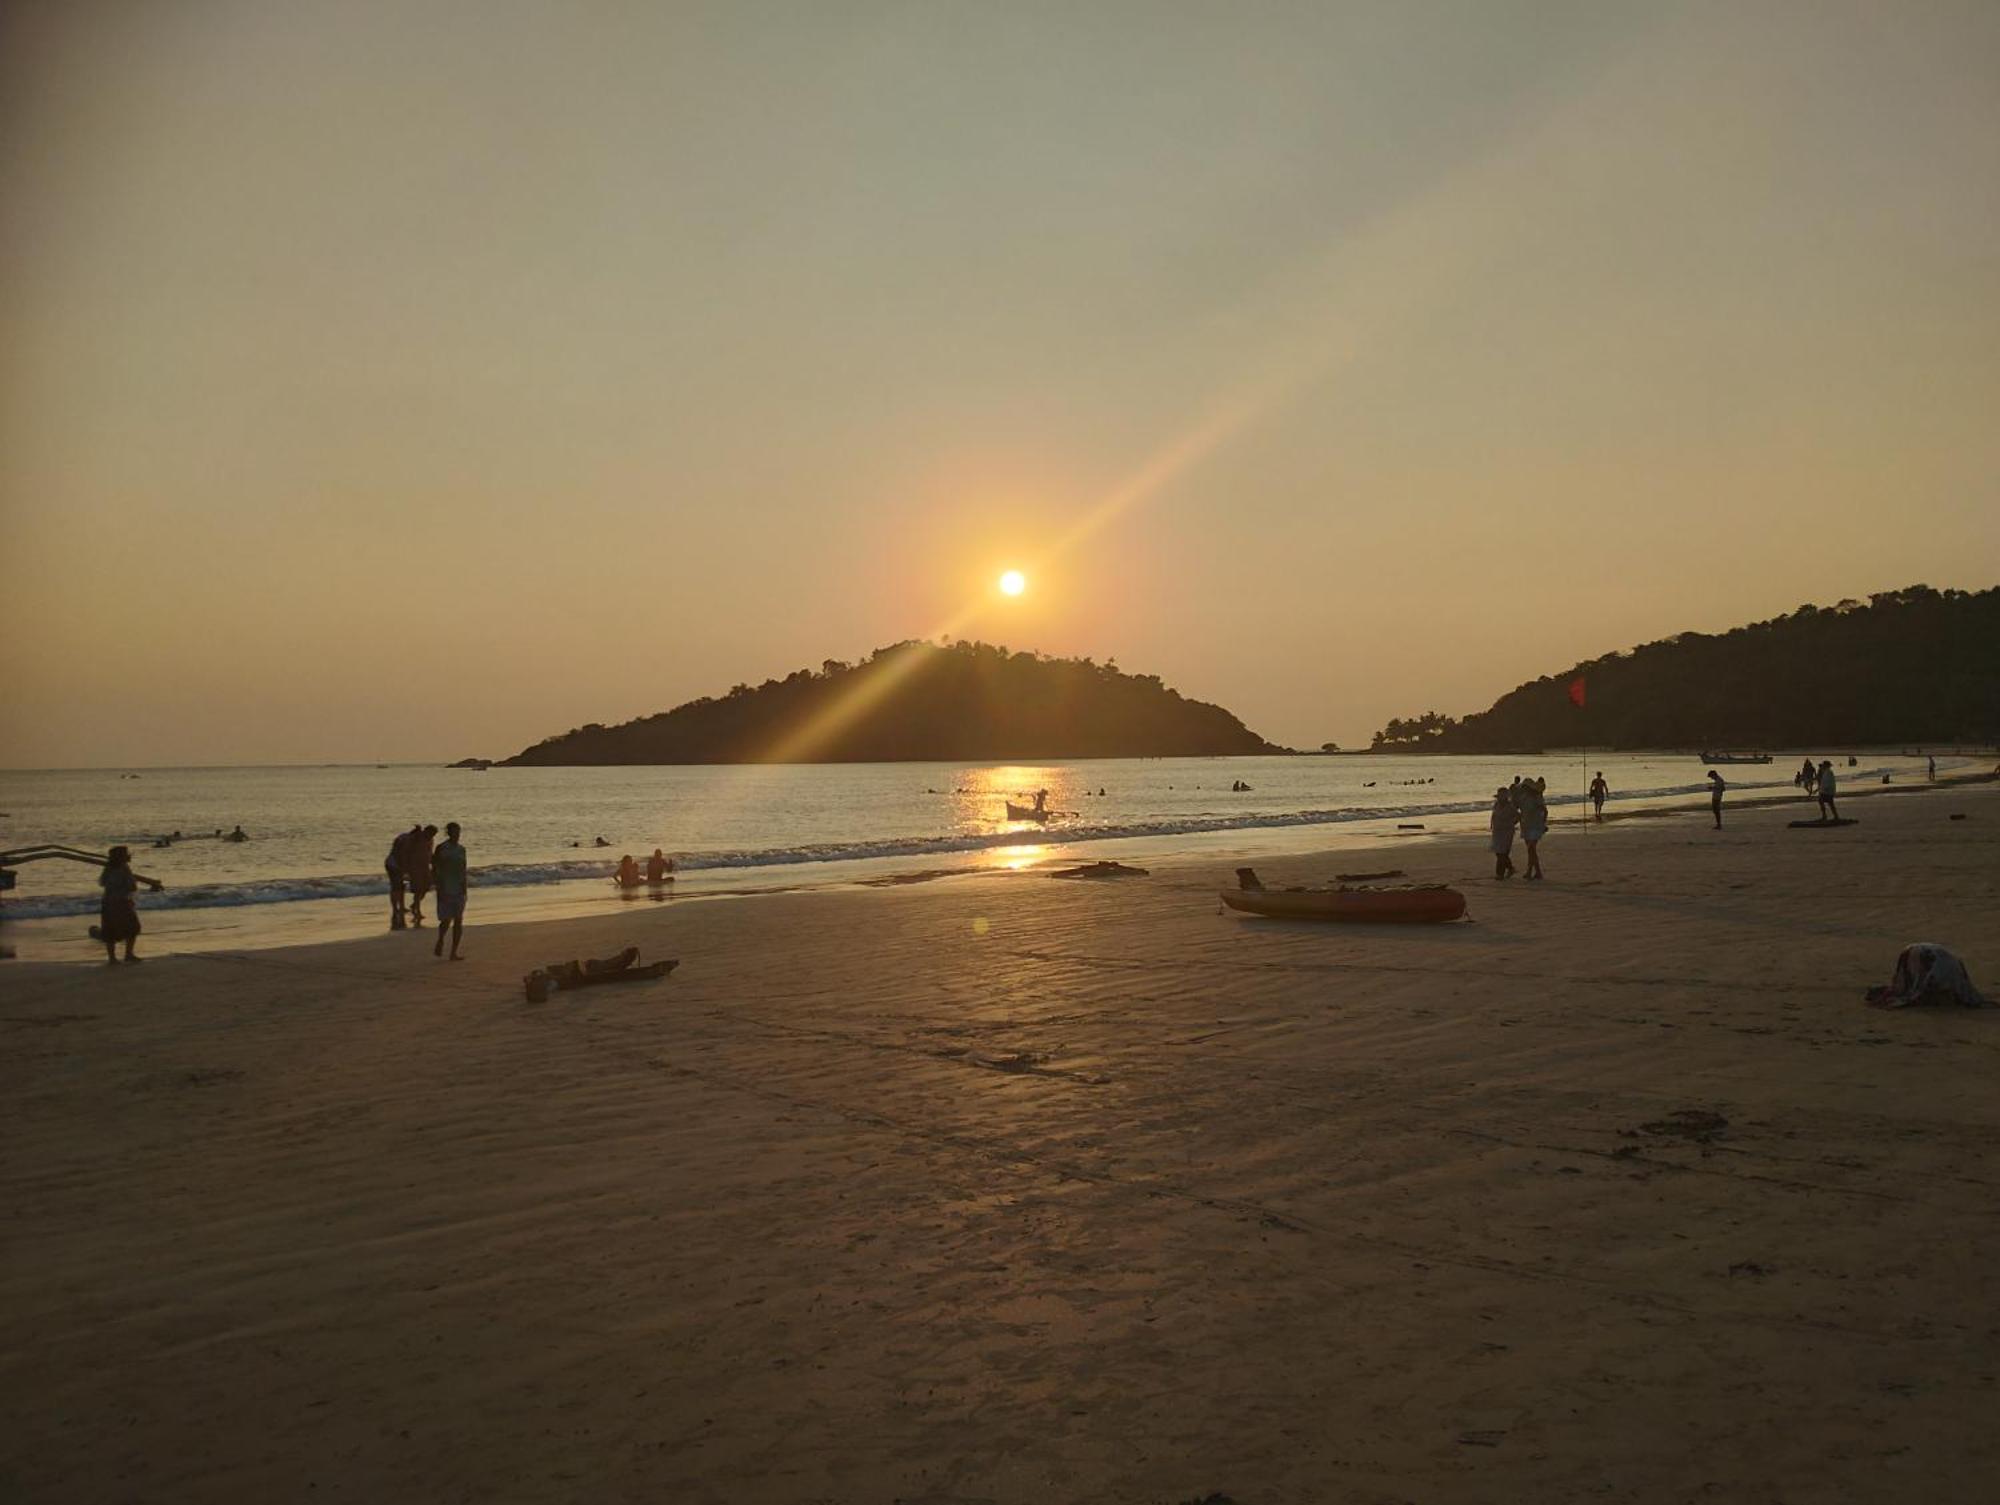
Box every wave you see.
[0,775,1781,920]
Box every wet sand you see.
[3,778,1995,1503]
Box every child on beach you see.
[1489,788,1518,879]
[432,823,468,960]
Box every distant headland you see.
[503,640,1283,765]
[1368,585,1999,753]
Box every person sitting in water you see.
[594,836,611,848]
[226,824,247,842]
[615,854,640,888]
[645,849,673,883]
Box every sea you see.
[0,751,1942,959]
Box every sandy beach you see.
[3,777,1995,1504]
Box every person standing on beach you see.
[1589,771,1609,821]
[1796,758,1817,795]
[1517,776,1549,879]
[1928,755,1937,781]
[1707,769,1726,829]
[1816,761,1840,822]
[404,824,438,926]
[385,825,419,930]
[432,822,468,960]
[98,845,143,964]
[1488,787,1518,879]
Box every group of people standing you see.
[1794,759,1843,820]
[1488,776,1550,880]
[385,822,469,959]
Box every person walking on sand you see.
[385,824,419,930]
[432,822,468,960]
[1589,771,1609,821]
[1707,769,1726,829]
[1816,761,1840,822]
[1517,776,1549,880]
[1928,755,1937,782]
[405,824,438,926]
[98,845,144,964]
[1488,787,1518,879]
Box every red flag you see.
[1567,675,1587,709]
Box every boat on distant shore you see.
[1699,750,1773,764]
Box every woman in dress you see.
[98,845,143,965]
[1488,787,1518,879]
[1517,776,1549,880]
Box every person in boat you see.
[405,824,438,925]
[1589,771,1609,821]
[1816,761,1840,821]
[615,854,640,888]
[1488,788,1518,880]
[432,822,468,960]
[385,824,420,930]
[1033,788,1049,814]
[645,849,673,883]
[98,845,144,965]
[1707,769,1726,829]
[1516,776,1548,880]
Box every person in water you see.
[432,822,468,960]
[1707,769,1726,829]
[1516,776,1549,880]
[98,845,144,965]
[1816,761,1840,821]
[615,854,640,888]
[1033,788,1049,814]
[645,849,673,883]
[1589,771,1608,821]
[1488,788,1518,880]
[226,824,247,842]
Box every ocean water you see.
[0,751,1937,957]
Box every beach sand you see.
[4,779,1996,1503]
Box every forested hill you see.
[504,641,1281,765]
[1370,586,1999,753]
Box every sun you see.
[998,569,1026,597]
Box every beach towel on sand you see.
[1865,944,1987,1008]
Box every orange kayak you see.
[1221,879,1466,924]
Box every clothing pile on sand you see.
[524,945,678,1002]
[1865,944,1987,1008]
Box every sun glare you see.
[998,569,1026,597]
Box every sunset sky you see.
[4,1,1996,767]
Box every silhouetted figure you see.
[432,822,468,960]
[405,824,438,926]
[1928,755,1937,781]
[593,836,611,848]
[615,854,640,888]
[1033,788,1048,814]
[1796,758,1818,794]
[98,845,142,965]
[1816,761,1840,821]
[1589,771,1608,821]
[226,825,247,842]
[385,824,419,930]
[1708,769,1726,829]
[646,849,673,883]
[1489,788,1518,879]
[1516,776,1549,879]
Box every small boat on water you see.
[1221,867,1466,924]
[1004,801,1052,822]
[1698,750,1773,764]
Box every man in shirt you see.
[432,822,469,961]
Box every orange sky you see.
[3,1,1997,766]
